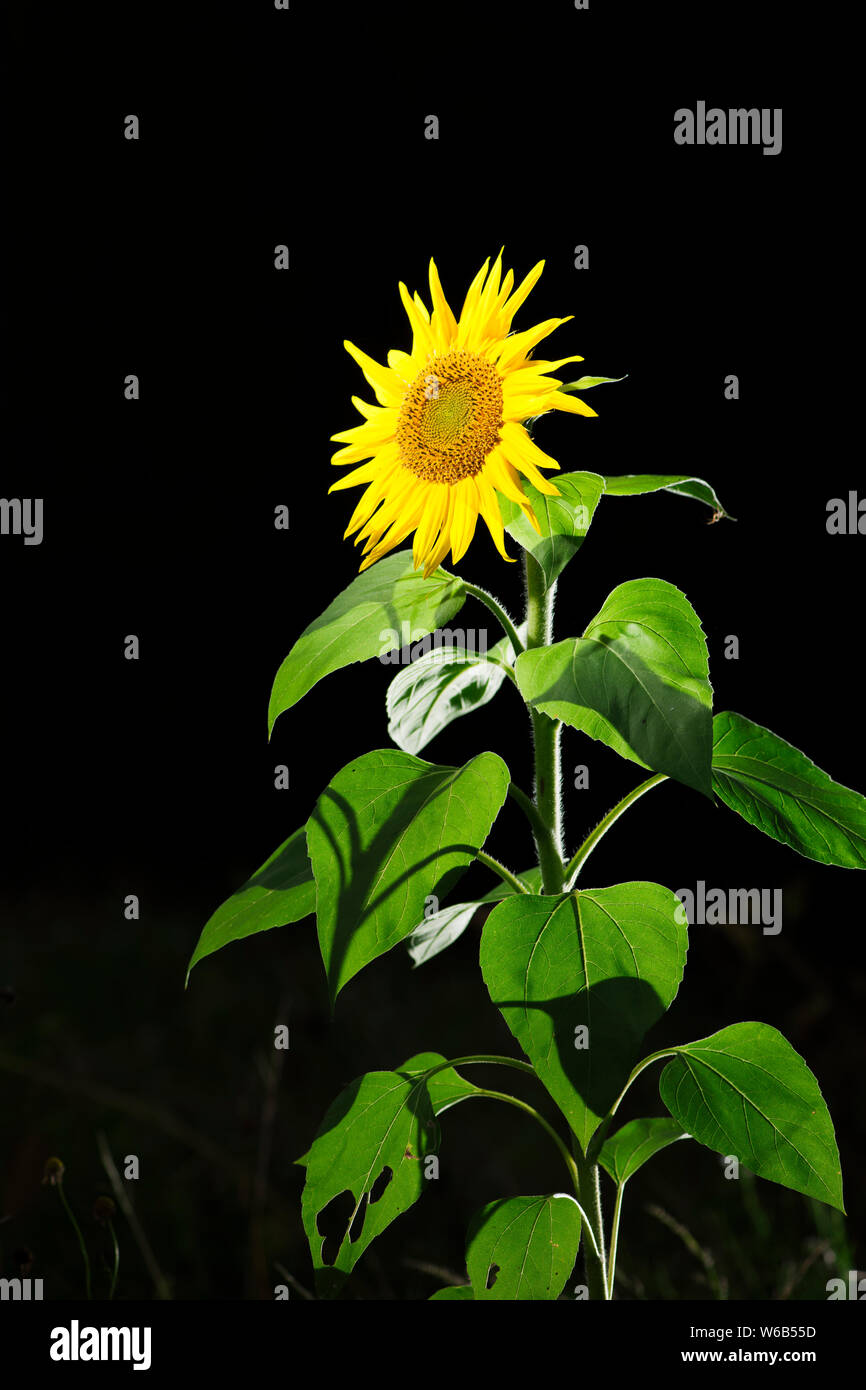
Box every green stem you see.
[507,782,552,851]
[420,1053,536,1081]
[563,774,668,888]
[588,1046,682,1163]
[523,554,565,894]
[57,1183,92,1300]
[475,851,531,896]
[606,1182,626,1298]
[107,1219,120,1300]
[573,1144,609,1300]
[463,582,525,656]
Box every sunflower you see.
[330,252,597,578]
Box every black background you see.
[2,1,862,1309]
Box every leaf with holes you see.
[186,827,314,983]
[603,474,732,518]
[481,885,687,1151]
[712,711,866,868]
[406,867,542,967]
[498,471,605,587]
[659,1022,844,1212]
[268,550,465,734]
[307,748,510,1003]
[466,1194,582,1300]
[515,578,713,797]
[598,1116,689,1185]
[300,1070,438,1296]
[386,630,519,757]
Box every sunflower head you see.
[330,253,597,578]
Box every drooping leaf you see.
[268,550,465,734]
[429,1285,474,1300]
[397,1052,483,1114]
[481,885,688,1151]
[386,631,518,757]
[466,1194,582,1300]
[603,474,732,518]
[515,578,713,797]
[598,1116,689,1185]
[659,1022,844,1212]
[498,471,605,587]
[712,711,866,868]
[301,1070,437,1296]
[307,749,510,1002]
[186,828,314,983]
[406,867,542,967]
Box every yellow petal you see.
[412,483,449,570]
[546,391,599,418]
[399,282,435,355]
[328,460,384,493]
[496,317,573,374]
[344,341,406,408]
[428,258,458,348]
[499,260,545,331]
[475,471,513,563]
[449,479,480,563]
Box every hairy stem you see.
[574,1145,609,1300]
[523,554,565,893]
[564,774,668,888]
[463,581,525,656]
[475,851,532,895]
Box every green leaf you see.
[268,550,465,734]
[429,1285,474,1300]
[598,1116,689,1185]
[515,578,713,798]
[406,867,542,967]
[307,749,510,1002]
[481,885,688,1151]
[498,471,605,587]
[659,1023,844,1212]
[386,633,517,757]
[712,711,866,868]
[397,1052,483,1114]
[603,474,732,518]
[186,828,314,983]
[301,1070,437,1296]
[562,375,628,391]
[466,1194,582,1300]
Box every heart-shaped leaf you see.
[515,578,713,797]
[481,885,688,1151]
[301,1070,437,1296]
[659,1022,844,1212]
[307,749,510,1002]
[466,1194,582,1300]
[712,711,866,867]
[268,550,465,733]
[186,827,314,983]
[497,471,605,587]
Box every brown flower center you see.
[396,351,503,483]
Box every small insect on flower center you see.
[396,351,504,483]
